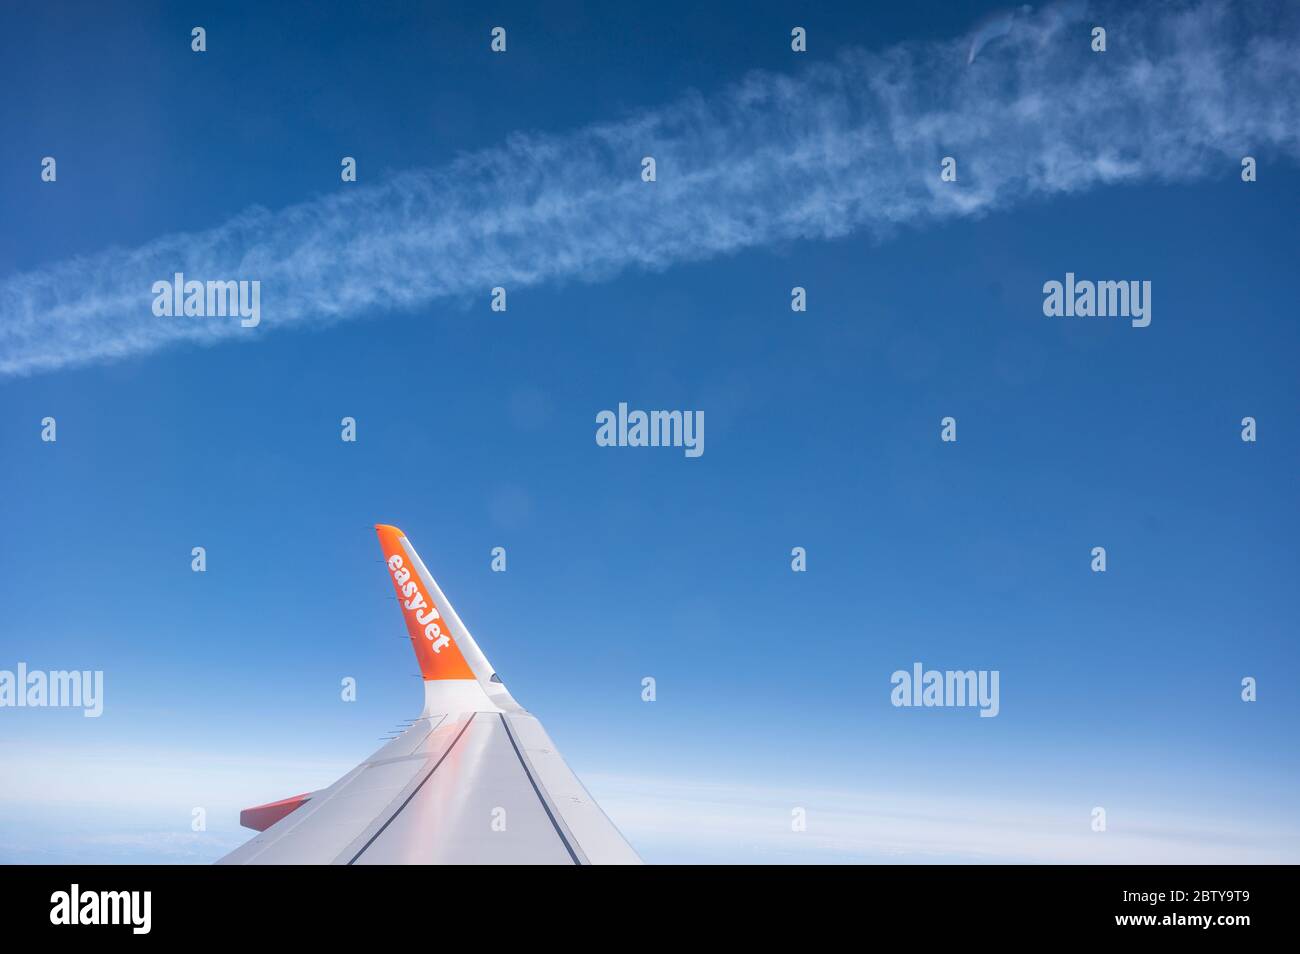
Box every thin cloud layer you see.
[586,773,1300,864]
[2,1,1297,376]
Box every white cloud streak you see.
[2,1,1297,376]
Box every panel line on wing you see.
[498,713,583,865]
[344,712,478,865]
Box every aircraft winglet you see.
[375,524,477,681]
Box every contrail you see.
[2,1,1297,376]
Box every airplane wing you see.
[218,524,640,865]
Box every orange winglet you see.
[375,524,476,681]
[240,793,311,832]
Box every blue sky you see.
[1,0,1298,863]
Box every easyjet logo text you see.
[387,554,451,653]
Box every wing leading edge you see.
[217,525,640,865]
